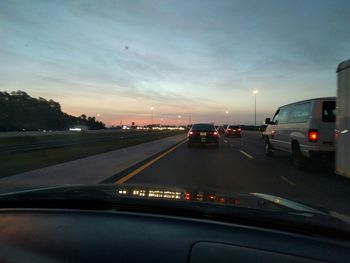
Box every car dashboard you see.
[0,208,349,262]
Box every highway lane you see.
[112,131,350,215]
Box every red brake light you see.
[218,197,225,203]
[237,128,241,131]
[335,130,339,141]
[308,129,318,142]
[185,193,191,200]
[188,131,196,137]
[232,199,239,205]
[213,131,218,136]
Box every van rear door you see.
[319,100,336,146]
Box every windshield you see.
[1,0,350,231]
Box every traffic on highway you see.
[0,1,350,262]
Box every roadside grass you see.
[0,131,184,177]
[0,130,157,145]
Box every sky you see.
[0,0,350,126]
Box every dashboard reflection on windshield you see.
[115,187,240,205]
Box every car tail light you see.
[218,197,225,203]
[188,131,196,137]
[232,199,239,205]
[237,128,241,131]
[185,193,191,200]
[308,129,318,142]
[207,131,219,137]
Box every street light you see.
[253,90,259,126]
[150,106,154,125]
[178,115,182,124]
[225,111,229,126]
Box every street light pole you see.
[254,95,256,126]
[150,106,154,125]
[225,111,229,126]
[253,90,258,127]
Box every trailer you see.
[336,59,350,178]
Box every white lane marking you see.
[223,139,228,143]
[239,150,254,159]
[280,176,296,186]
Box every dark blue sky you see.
[1,0,349,125]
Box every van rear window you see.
[322,101,335,122]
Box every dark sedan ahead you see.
[187,123,219,147]
[225,125,242,137]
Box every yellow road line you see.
[115,139,187,184]
[280,175,296,186]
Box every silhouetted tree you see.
[0,91,105,131]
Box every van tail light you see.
[308,129,319,142]
[334,130,339,141]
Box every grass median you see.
[0,130,185,178]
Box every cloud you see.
[0,0,349,125]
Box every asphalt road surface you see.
[110,130,350,215]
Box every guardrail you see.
[0,129,146,138]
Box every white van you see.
[263,97,336,168]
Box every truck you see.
[335,59,350,178]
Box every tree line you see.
[0,91,105,131]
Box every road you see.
[105,130,350,215]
